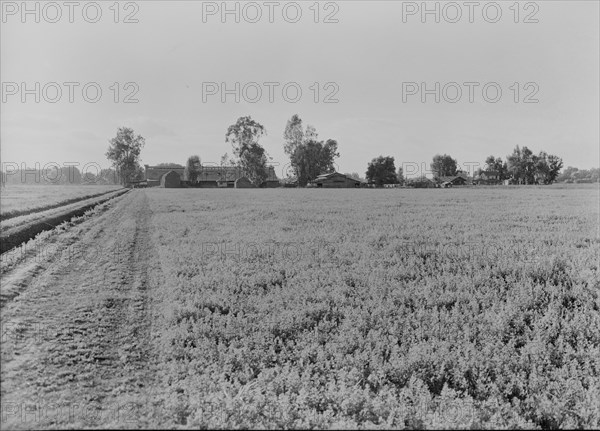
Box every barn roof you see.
[314,172,361,182]
[145,165,185,181]
[439,175,467,184]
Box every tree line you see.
[0,165,123,185]
[0,125,578,187]
[100,121,577,188]
[363,147,565,186]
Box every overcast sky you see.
[1,1,598,178]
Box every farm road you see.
[1,191,166,429]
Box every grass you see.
[143,186,599,429]
[0,184,122,220]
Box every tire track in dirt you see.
[1,190,166,429]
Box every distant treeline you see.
[1,166,120,185]
[556,167,600,183]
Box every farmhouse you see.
[312,172,363,188]
[475,170,501,185]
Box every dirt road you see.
[1,191,167,429]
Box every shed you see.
[235,177,255,188]
[313,172,362,188]
[439,175,467,187]
[160,170,181,188]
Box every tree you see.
[430,154,458,179]
[184,155,201,183]
[96,168,119,185]
[546,154,563,184]
[106,127,145,185]
[397,166,405,186]
[345,172,365,182]
[283,114,304,157]
[225,116,268,185]
[521,147,536,184]
[225,116,266,158]
[480,155,509,181]
[556,166,598,183]
[507,146,563,184]
[290,138,339,186]
[507,146,534,184]
[239,144,269,186]
[507,146,523,184]
[220,153,236,167]
[283,115,340,187]
[366,156,398,186]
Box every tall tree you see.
[290,138,339,186]
[226,116,266,158]
[507,146,563,184]
[239,144,269,186]
[507,146,535,184]
[283,114,304,157]
[483,155,509,181]
[507,146,523,184]
[366,156,398,186]
[283,116,340,187]
[521,147,536,184]
[225,116,268,185]
[546,154,564,184]
[184,155,201,183]
[430,154,458,179]
[397,166,405,186]
[105,127,145,185]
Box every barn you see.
[145,165,185,187]
[160,170,181,188]
[439,175,467,188]
[234,177,255,188]
[313,172,362,188]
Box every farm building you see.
[145,165,185,187]
[195,165,279,188]
[160,170,182,188]
[439,171,470,187]
[475,170,501,185]
[146,164,280,188]
[234,177,255,188]
[439,176,467,187]
[312,172,363,188]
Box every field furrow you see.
[1,191,164,429]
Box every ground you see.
[1,186,599,429]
